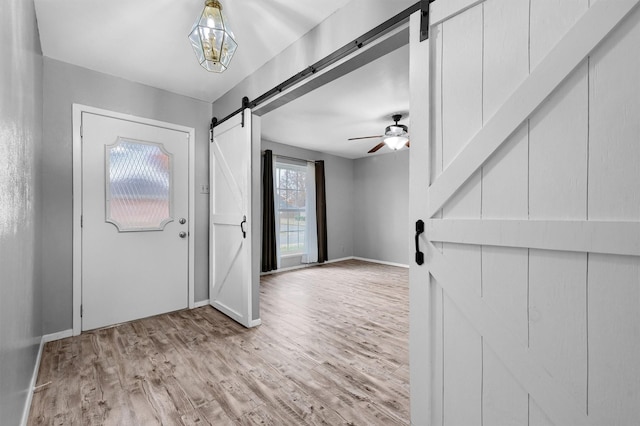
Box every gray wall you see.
[354,150,410,265]
[42,58,212,334]
[263,140,409,268]
[0,0,44,423]
[262,141,355,266]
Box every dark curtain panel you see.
[315,160,328,263]
[261,150,278,272]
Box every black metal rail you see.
[211,0,434,130]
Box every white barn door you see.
[210,109,261,328]
[410,1,640,425]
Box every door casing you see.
[72,104,196,336]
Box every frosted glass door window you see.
[106,138,173,231]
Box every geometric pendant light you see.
[188,0,237,72]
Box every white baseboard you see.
[260,263,314,275]
[260,256,408,275]
[21,328,74,425]
[20,339,43,426]
[193,299,210,308]
[352,257,409,268]
[325,256,355,264]
[43,329,73,343]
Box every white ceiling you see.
[34,0,353,103]
[261,44,410,159]
[34,0,409,159]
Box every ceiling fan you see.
[348,114,410,153]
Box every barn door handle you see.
[415,220,425,265]
[240,215,247,239]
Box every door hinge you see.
[80,304,83,317]
[81,215,83,227]
[80,125,83,138]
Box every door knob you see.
[179,231,187,238]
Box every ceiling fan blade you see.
[348,135,383,141]
[368,142,386,153]
[405,140,410,148]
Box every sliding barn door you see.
[210,109,261,328]
[410,1,640,425]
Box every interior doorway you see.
[255,24,411,272]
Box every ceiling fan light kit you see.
[189,0,237,73]
[383,114,409,149]
[352,114,410,153]
[384,135,409,150]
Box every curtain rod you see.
[212,0,431,129]
[262,151,319,164]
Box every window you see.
[275,162,307,255]
[106,139,173,231]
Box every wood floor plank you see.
[27,260,409,425]
[181,399,236,426]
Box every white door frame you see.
[71,104,196,336]
[408,10,431,425]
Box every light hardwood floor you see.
[28,259,409,425]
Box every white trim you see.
[426,0,640,218]
[193,299,210,308]
[325,256,354,264]
[248,318,262,327]
[259,256,408,276]
[408,11,432,425]
[20,328,75,425]
[72,104,196,335]
[427,219,640,257]
[42,329,73,343]
[260,262,317,276]
[352,257,409,269]
[260,257,353,276]
[72,105,82,336]
[20,338,44,426]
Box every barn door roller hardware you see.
[211,1,434,128]
[241,96,250,127]
[420,0,436,42]
[209,117,217,143]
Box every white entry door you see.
[210,110,258,328]
[81,112,190,331]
